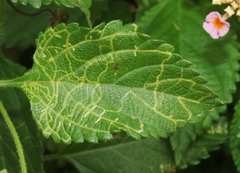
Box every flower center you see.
[213,17,225,29]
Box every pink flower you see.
[203,12,230,39]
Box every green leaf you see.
[95,0,133,24]
[11,0,91,9]
[138,0,240,104]
[0,145,6,171]
[171,115,228,168]
[138,1,234,169]
[180,129,227,166]
[88,0,110,26]
[170,110,218,167]
[136,0,159,6]
[230,101,240,172]
[59,136,175,173]
[138,0,237,169]
[5,21,221,143]
[1,1,52,48]
[170,123,204,167]
[0,55,44,173]
[11,0,92,27]
[2,0,108,48]
[135,0,161,22]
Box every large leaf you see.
[0,54,44,173]
[138,1,237,168]
[59,136,175,173]
[138,0,240,104]
[3,21,221,143]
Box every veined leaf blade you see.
[10,21,221,143]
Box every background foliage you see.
[0,0,240,172]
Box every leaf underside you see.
[11,21,220,143]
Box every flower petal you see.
[218,24,230,36]
[209,31,220,39]
[203,22,219,39]
[205,11,222,22]
[203,22,216,34]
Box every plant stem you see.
[0,101,27,173]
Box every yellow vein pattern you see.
[16,21,220,143]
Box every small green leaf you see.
[230,101,240,172]
[7,21,221,143]
[60,136,175,173]
[171,115,228,168]
[0,54,44,173]
[170,110,218,167]
[182,126,227,165]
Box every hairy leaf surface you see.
[8,21,221,143]
[0,55,44,173]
